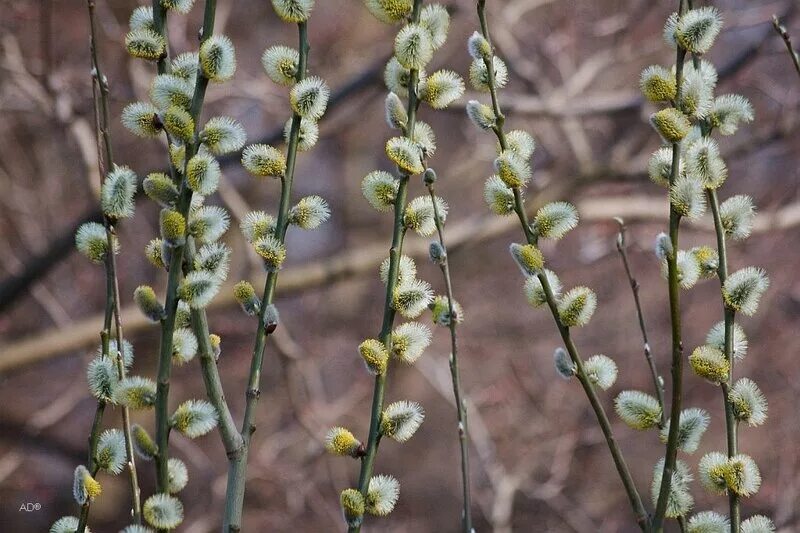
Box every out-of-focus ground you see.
[1,0,799,531]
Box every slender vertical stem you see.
[76,401,105,532]
[615,221,665,424]
[80,1,142,528]
[652,27,688,529]
[223,21,309,533]
[350,4,423,532]
[773,16,800,79]
[426,183,473,532]
[476,1,647,529]
[707,189,740,533]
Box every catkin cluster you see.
[325,1,466,530]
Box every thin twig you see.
[773,15,800,79]
[426,177,473,532]
[615,219,665,424]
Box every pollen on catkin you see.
[186,153,221,196]
[494,151,531,188]
[290,76,330,120]
[240,211,276,243]
[729,378,768,427]
[723,267,769,316]
[651,458,694,518]
[200,116,246,155]
[96,428,127,474]
[534,202,579,240]
[501,130,536,160]
[233,280,261,316]
[725,454,761,497]
[143,173,178,207]
[113,376,157,409]
[557,286,597,327]
[359,339,389,375]
[691,245,718,278]
[129,5,154,32]
[170,399,218,438]
[614,390,662,430]
[143,493,184,530]
[241,144,286,177]
[484,175,515,215]
[393,278,434,319]
[686,137,727,189]
[162,105,194,143]
[467,31,492,60]
[384,56,421,98]
[340,489,365,528]
[289,195,331,230]
[199,35,236,82]
[430,295,464,327]
[583,355,618,390]
[381,400,424,442]
[659,407,710,453]
[411,121,436,157]
[391,322,431,364]
[132,424,157,460]
[509,243,544,276]
[150,74,193,110]
[73,465,101,505]
[689,345,729,384]
[125,28,166,61]
[171,51,199,82]
[253,235,287,272]
[386,137,424,175]
[189,205,230,243]
[324,426,362,457]
[178,270,220,309]
[134,285,165,321]
[76,222,116,264]
[362,170,399,212]
[650,108,692,143]
[261,45,299,86]
[640,65,677,102]
[403,196,447,236]
[661,249,701,289]
[366,474,400,516]
[699,451,730,494]
[418,69,464,110]
[159,208,186,246]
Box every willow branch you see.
[426,180,473,532]
[223,19,310,533]
[615,219,665,424]
[773,15,800,79]
[476,1,648,529]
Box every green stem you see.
[708,189,740,533]
[223,21,309,533]
[616,221,665,425]
[476,1,647,529]
[351,5,424,532]
[652,33,688,530]
[426,182,473,532]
